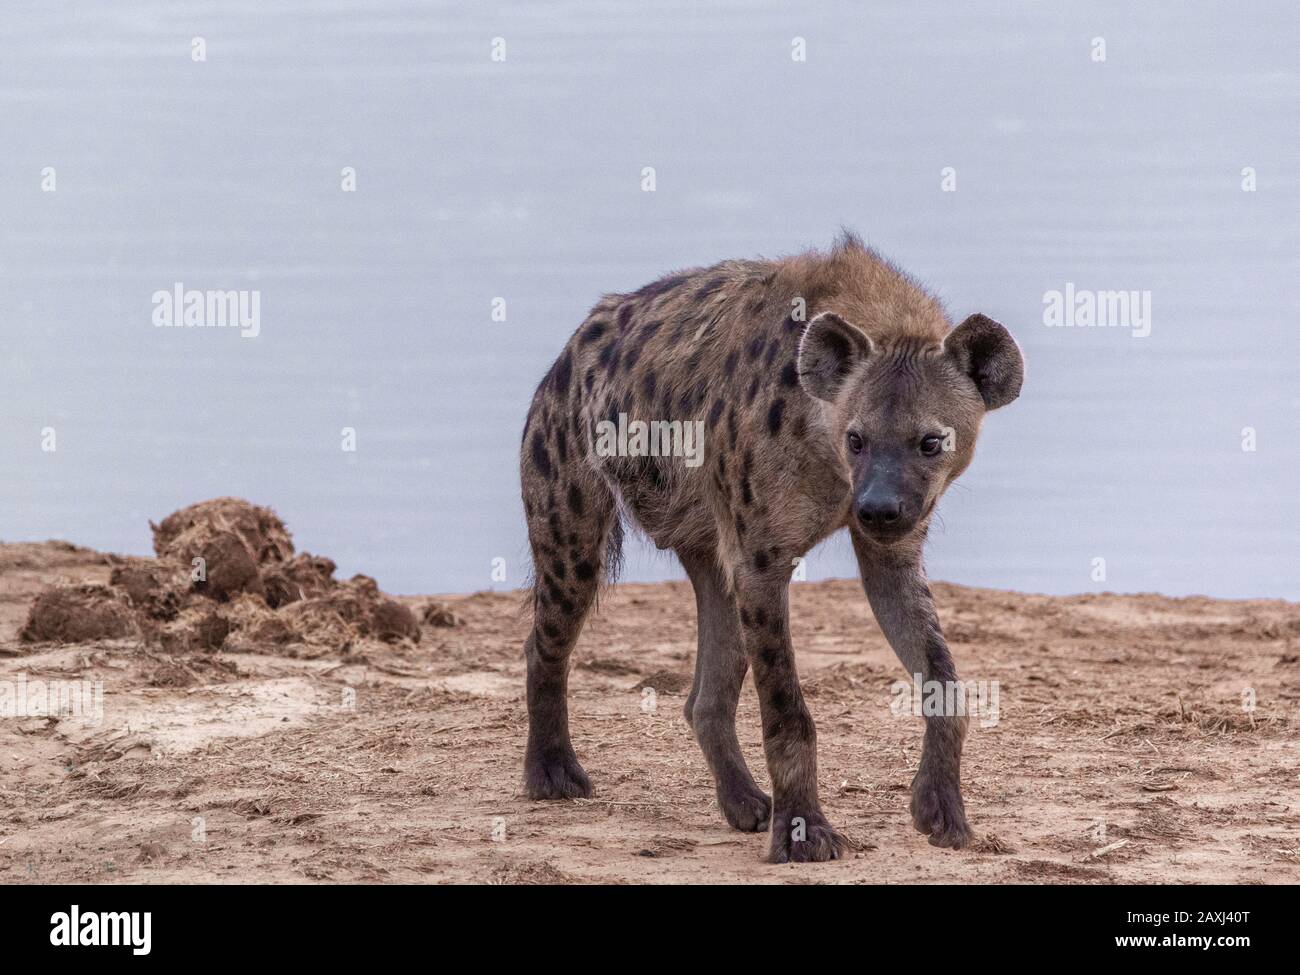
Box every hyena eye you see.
[920,435,944,457]
[847,432,864,454]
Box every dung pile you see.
[19,498,420,654]
[149,497,293,601]
[19,584,141,643]
[151,497,294,566]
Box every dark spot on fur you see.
[764,339,779,366]
[554,350,573,393]
[616,304,635,330]
[747,337,764,362]
[696,275,727,301]
[531,431,553,477]
[567,483,584,516]
[755,607,768,629]
[754,549,771,571]
[708,398,725,426]
[542,622,560,640]
[545,576,564,603]
[724,351,739,376]
[767,398,785,435]
[792,415,807,438]
[746,377,760,405]
[739,608,753,628]
[621,341,642,371]
[551,558,567,580]
[779,361,798,387]
[555,427,568,463]
[574,559,596,582]
[648,457,669,491]
[580,320,607,344]
[634,275,690,303]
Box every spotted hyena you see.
[519,233,1024,862]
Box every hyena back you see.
[520,233,1024,862]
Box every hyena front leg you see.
[852,533,973,848]
[521,413,619,801]
[680,549,771,832]
[733,566,848,863]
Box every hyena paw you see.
[767,808,849,864]
[910,772,972,849]
[717,784,772,833]
[524,749,592,800]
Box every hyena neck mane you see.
[769,233,951,346]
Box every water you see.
[2,1,1297,598]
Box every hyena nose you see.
[857,498,902,527]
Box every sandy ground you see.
[1,540,1298,885]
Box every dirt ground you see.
[1,539,1298,885]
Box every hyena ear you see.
[796,312,873,402]
[943,313,1025,411]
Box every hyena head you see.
[797,311,1024,542]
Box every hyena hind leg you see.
[681,550,772,832]
[521,437,620,801]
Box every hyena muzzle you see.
[519,233,1024,863]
